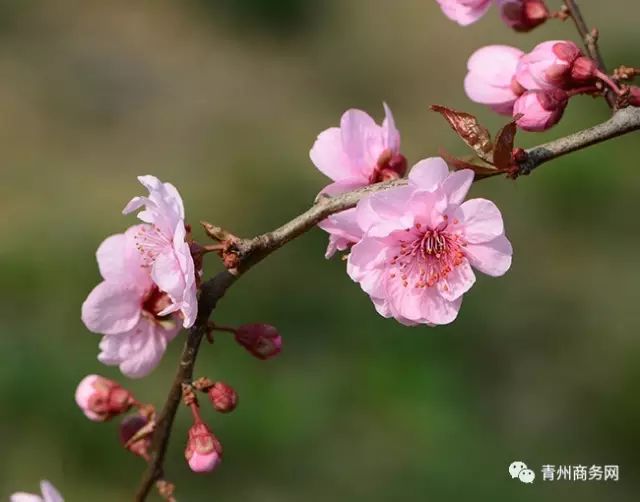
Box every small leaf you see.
[492,117,520,170]
[431,105,493,162]
[439,149,502,180]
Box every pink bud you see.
[497,0,549,32]
[513,90,568,132]
[464,45,525,116]
[75,374,134,422]
[235,323,282,360]
[516,41,583,91]
[436,0,493,26]
[208,382,238,413]
[185,423,223,473]
[119,414,151,460]
[570,56,598,83]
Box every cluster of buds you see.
[465,40,637,132]
[182,381,231,473]
[75,375,154,461]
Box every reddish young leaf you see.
[431,105,493,162]
[439,149,502,180]
[492,117,520,170]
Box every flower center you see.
[135,225,171,266]
[141,285,172,319]
[389,219,465,289]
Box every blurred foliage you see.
[0,0,639,501]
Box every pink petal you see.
[40,481,63,502]
[437,0,492,25]
[382,102,401,152]
[458,198,505,243]
[96,225,152,287]
[408,157,449,191]
[310,127,360,182]
[318,208,363,258]
[81,281,141,335]
[464,234,513,276]
[356,186,415,237]
[340,109,383,176]
[421,289,462,325]
[347,237,389,284]
[437,259,476,301]
[10,494,43,502]
[441,170,474,205]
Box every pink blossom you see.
[436,0,493,25]
[513,89,568,131]
[11,481,63,502]
[516,40,582,91]
[75,374,134,421]
[347,157,512,326]
[81,225,181,378]
[185,423,223,473]
[464,45,525,115]
[311,104,406,257]
[123,175,198,328]
[496,0,549,32]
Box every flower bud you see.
[498,0,549,32]
[513,89,568,132]
[570,56,598,84]
[75,374,134,421]
[185,423,222,473]
[516,41,582,91]
[208,382,238,413]
[464,45,525,116]
[119,414,151,460]
[235,323,282,360]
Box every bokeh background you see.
[1,1,639,500]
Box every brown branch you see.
[563,0,616,108]
[135,105,640,500]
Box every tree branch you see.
[135,105,640,500]
[563,0,616,108]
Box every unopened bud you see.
[119,414,151,460]
[75,374,134,422]
[570,56,598,83]
[185,422,222,473]
[208,382,238,413]
[235,323,282,360]
[498,0,549,32]
[513,89,568,132]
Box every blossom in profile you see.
[234,323,282,360]
[435,0,493,26]
[347,157,512,326]
[123,175,198,328]
[497,0,549,32]
[75,374,134,421]
[81,225,181,378]
[11,481,63,502]
[513,89,568,131]
[311,104,406,257]
[464,45,525,115]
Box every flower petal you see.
[382,102,401,152]
[437,259,476,301]
[40,481,63,502]
[464,234,513,276]
[310,127,359,183]
[421,289,462,325]
[10,494,43,502]
[408,157,449,191]
[441,169,474,205]
[81,281,141,335]
[458,198,505,243]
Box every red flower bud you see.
[75,375,134,422]
[234,323,282,360]
[498,0,549,32]
[208,382,238,413]
[570,56,598,83]
[629,86,640,107]
[119,414,151,460]
[185,422,223,473]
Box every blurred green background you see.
[1,0,639,500]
